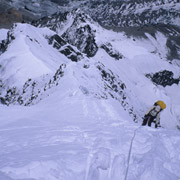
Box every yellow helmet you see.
[156,100,166,109]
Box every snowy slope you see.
[0,23,77,105]
[0,23,67,87]
[0,9,180,180]
[0,29,8,42]
[0,93,180,180]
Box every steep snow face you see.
[0,97,180,180]
[0,23,66,87]
[0,23,70,105]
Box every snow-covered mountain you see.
[1,0,180,28]
[83,0,180,28]
[33,8,180,61]
[0,6,180,180]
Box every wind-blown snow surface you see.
[1,96,180,180]
[0,20,180,180]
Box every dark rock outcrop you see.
[62,12,98,57]
[48,34,83,62]
[0,64,66,106]
[146,70,180,87]
[101,43,123,60]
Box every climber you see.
[142,100,166,128]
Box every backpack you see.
[155,100,166,110]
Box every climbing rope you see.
[124,125,141,180]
